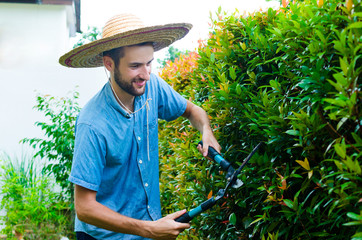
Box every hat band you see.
[65,26,190,67]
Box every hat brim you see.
[59,23,192,68]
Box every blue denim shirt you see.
[69,73,187,239]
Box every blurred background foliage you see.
[0,153,72,239]
[1,91,79,239]
[159,0,361,239]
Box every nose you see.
[139,64,151,81]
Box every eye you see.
[147,59,154,66]
[130,64,140,69]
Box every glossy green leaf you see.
[347,22,362,29]
[229,213,237,225]
[229,67,237,80]
[286,130,300,136]
[236,84,242,95]
[347,212,362,221]
[283,199,294,209]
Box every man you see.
[59,13,220,240]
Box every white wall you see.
[0,4,106,229]
[0,3,105,157]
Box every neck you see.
[109,78,135,113]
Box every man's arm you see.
[182,100,221,156]
[75,185,190,240]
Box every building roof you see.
[0,0,81,33]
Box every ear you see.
[103,56,114,72]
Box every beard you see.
[114,67,146,97]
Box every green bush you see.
[159,0,361,239]
[15,90,80,239]
[21,90,80,199]
[0,153,72,239]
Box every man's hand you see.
[182,100,221,157]
[145,210,190,240]
[197,129,221,157]
[76,184,190,239]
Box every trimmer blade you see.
[232,179,244,188]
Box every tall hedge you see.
[159,0,361,239]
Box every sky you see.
[79,0,280,64]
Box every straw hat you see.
[59,13,192,68]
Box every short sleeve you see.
[68,123,106,191]
[155,76,187,121]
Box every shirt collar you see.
[105,82,132,119]
[105,81,149,119]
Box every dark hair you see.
[103,47,125,68]
[103,42,154,68]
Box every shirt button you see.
[138,136,141,141]
[145,183,149,187]
[139,160,143,164]
[147,205,150,209]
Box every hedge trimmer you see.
[175,141,262,223]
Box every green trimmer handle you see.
[198,141,231,170]
[174,197,217,223]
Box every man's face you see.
[113,45,154,97]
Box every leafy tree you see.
[157,46,189,68]
[72,26,102,49]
